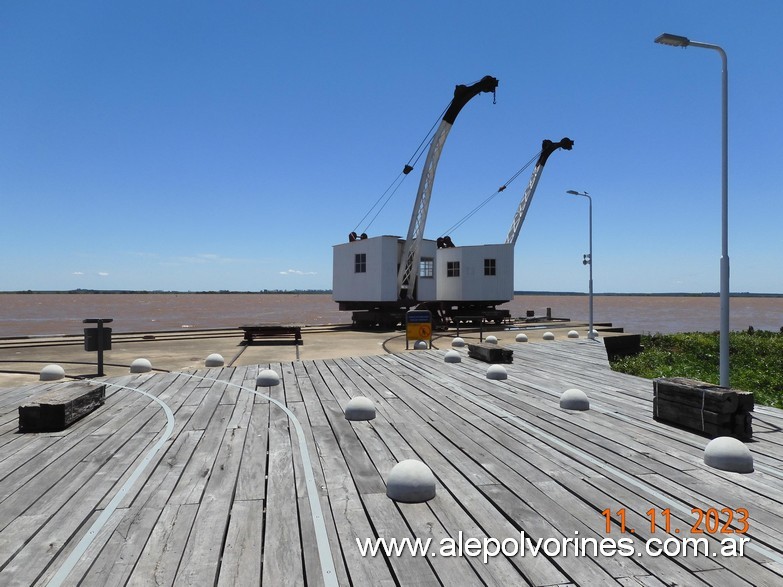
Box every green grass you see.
[610,330,783,409]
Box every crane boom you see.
[505,137,574,246]
[397,75,499,300]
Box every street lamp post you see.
[566,190,594,340]
[655,32,730,387]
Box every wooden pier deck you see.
[1,339,783,586]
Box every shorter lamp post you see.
[566,190,594,340]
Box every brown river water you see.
[0,293,781,338]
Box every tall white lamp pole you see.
[655,33,730,387]
[566,190,594,340]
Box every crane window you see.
[447,261,460,277]
[419,258,434,278]
[355,253,367,273]
[484,258,496,276]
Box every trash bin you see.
[84,327,112,351]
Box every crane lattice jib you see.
[505,137,574,246]
[397,76,499,300]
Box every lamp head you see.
[655,33,690,47]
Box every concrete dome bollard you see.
[567,330,580,339]
[486,364,508,380]
[485,335,498,344]
[704,437,754,473]
[560,388,590,411]
[205,353,225,367]
[130,358,152,373]
[413,340,428,350]
[444,350,461,363]
[589,329,600,338]
[40,364,65,381]
[543,332,555,341]
[345,396,376,421]
[515,333,528,342]
[451,337,465,348]
[386,459,436,503]
[256,368,280,388]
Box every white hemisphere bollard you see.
[560,388,590,411]
[386,459,436,503]
[345,396,376,421]
[485,335,498,344]
[543,332,555,341]
[40,364,65,381]
[486,364,507,380]
[205,353,225,367]
[515,333,528,342]
[704,436,753,473]
[451,337,465,348]
[256,368,280,388]
[130,358,152,373]
[444,350,461,363]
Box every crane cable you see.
[352,101,452,235]
[438,149,541,238]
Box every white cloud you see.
[279,269,317,276]
[164,253,246,265]
[98,272,109,276]
[72,271,84,276]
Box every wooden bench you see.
[19,381,106,432]
[239,325,303,358]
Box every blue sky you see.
[2,1,782,293]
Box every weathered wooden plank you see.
[116,426,203,511]
[262,408,304,586]
[318,396,387,495]
[234,400,270,501]
[361,493,441,586]
[175,426,246,585]
[61,506,160,586]
[126,503,199,587]
[308,422,396,586]
[287,401,350,587]
[216,500,264,587]
[186,372,233,431]
[169,404,234,505]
